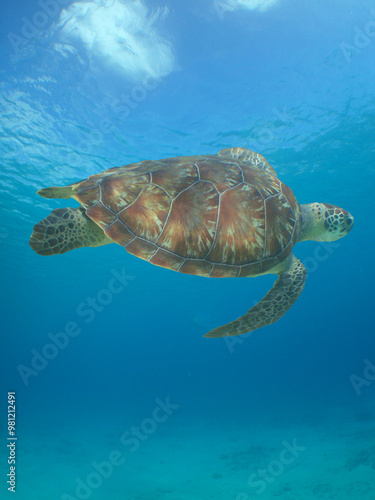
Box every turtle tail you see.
[37,185,74,199]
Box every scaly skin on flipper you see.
[29,207,111,256]
[204,256,307,337]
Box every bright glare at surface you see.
[55,0,175,80]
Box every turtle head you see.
[299,203,354,242]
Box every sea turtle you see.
[29,147,353,337]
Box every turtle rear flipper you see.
[204,256,307,337]
[29,207,111,256]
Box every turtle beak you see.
[343,213,354,234]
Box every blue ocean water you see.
[1,0,375,498]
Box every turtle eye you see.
[323,211,329,225]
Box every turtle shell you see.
[70,147,300,278]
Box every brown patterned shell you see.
[70,147,301,278]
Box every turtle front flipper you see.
[29,207,112,256]
[204,256,307,338]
